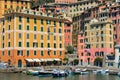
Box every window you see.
[101,43,104,48]
[54,43,56,48]
[8,51,10,56]
[60,44,62,48]
[2,43,4,48]
[54,21,56,26]
[34,26,37,31]
[8,25,10,30]
[19,16,22,22]
[81,53,83,56]
[27,17,29,23]
[59,22,62,26]
[34,18,36,24]
[48,51,50,56]
[41,51,43,56]
[59,36,62,41]
[80,39,83,43]
[60,51,62,56]
[8,33,10,39]
[2,51,4,56]
[41,27,43,32]
[54,28,56,33]
[34,50,37,56]
[34,34,36,39]
[33,42,38,47]
[41,19,43,24]
[18,42,22,47]
[48,43,50,48]
[19,25,22,30]
[26,25,29,30]
[54,36,56,40]
[8,42,10,47]
[41,35,43,40]
[110,44,112,48]
[26,42,29,47]
[54,51,56,55]
[17,50,23,56]
[26,50,29,56]
[41,43,44,48]
[110,31,112,35]
[48,35,50,40]
[27,34,29,39]
[19,33,22,38]
[5,5,7,8]
[59,29,62,33]
[46,20,51,24]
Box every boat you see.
[52,69,69,77]
[93,69,102,74]
[73,68,89,75]
[93,69,109,74]
[26,70,39,75]
[38,70,53,77]
[101,69,109,74]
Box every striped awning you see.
[25,59,34,62]
[33,59,41,62]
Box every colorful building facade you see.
[0,9,65,67]
[0,0,30,17]
[64,20,72,47]
[78,19,114,66]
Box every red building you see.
[64,19,72,47]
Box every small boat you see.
[38,70,53,77]
[93,69,102,74]
[26,70,39,75]
[73,68,89,75]
[52,69,69,77]
[101,69,109,74]
[93,69,109,74]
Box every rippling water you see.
[0,72,120,80]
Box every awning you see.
[33,59,41,62]
[40,59,47,62]
[40,58,54,62]
[54,58,61,61]
[25,59,34,62]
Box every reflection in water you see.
[0,73,120,80]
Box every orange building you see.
[0,9,65,67]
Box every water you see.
[0,73,120,80]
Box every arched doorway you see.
[94,57,103,67]
[18,59,22,67]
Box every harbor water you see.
[0,72,120,80]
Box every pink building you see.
[64,20,72,47]
[77,32,85,65]
[55,0,77,3]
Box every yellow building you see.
[0,9,65,67]
[0,0,30,17]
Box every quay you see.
[0,65,120,75]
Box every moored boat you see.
[26,70,39,75]
[52,69,69,77]
[73,68,89,75]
